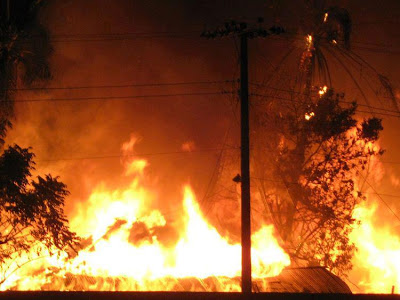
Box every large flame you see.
[349,202,400,294]
[3,134,399,293]
[1,136,290,291]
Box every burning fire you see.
[349,202,400,294]
[318,85,328,96]
[1,134,399,293]
[0,136,290,291]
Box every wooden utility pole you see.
[239,32,252,295]
[202,21,283,296]
[6,0,10,21]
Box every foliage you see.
[0,2,78,285]
[0,144,79,284]
[251,89,383,276]
[0,0,52,139]
[227,1,391,276]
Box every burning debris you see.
[0,137,290,291]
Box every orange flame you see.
[1,136,290,291]
[349,203,400,294]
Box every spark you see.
[305,112,315,120]
[324,13,328,23]
[306,34,313,50]
[319,86,328,97]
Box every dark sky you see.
[5,0,400,225]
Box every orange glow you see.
[2,133,397,294]
[0,136,290,291]
[306,34,313,51]
[349,203,400,294]
[181,141,196,152]
[305,111,315,120]
[324,13,328,23]
[318,86,328,96]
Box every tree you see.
[0,0,52,141]
[204,1,392,276]
[252,1,389,274]
[0,144,79,285]
[252,89,383,276]
[208,87,383,276]
[0,1,78,285]
[268,0,397,109]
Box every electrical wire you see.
[252,175,400,224]
[361,176,400,223]
[11,29,400,55]
[36,147,239,163]
[250,93,400,119]
[7,80,235,91]
[10,91,233,103]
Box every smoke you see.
[5,0,244,220]
[3,0,400,268]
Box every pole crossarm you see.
[201,19,284,39]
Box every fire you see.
[0,136,290,291]
[323,12,328,23]
[318,85,328,96]
[305,111,315,120]
[306,34,313,51]
[5,133,399,293]
[349,202,400,294]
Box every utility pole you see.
[202,20,284,296]
[6,0,10,21]
[239,31,252,295]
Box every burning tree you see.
[251,88,383,276]
[210,88,383,276]
[255,1,391,275]
[207,1,392,276]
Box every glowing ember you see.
[306,34,313,51]
[318,86,328,96]
[305,112,315,120]
[324,12,328,23]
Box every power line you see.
[250,81,396,102]
[36,147,239,163]
[361,176,400,223]
[6,30,200,38]
[8,80,235,92]
[380,161,400,165]
[366,192,400,199]
[252,176,400,223]
[11,91,233,103]
[261,32,400,56]
[50,35,199,43]
[11,28,400,56]
[7,31,202,43]
[10,82,398,119]
[250,93,400,119]
[254,175,400,198]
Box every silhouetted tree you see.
[252,89,383,276]
[0,1,78,285]
[0,0,52,141]
[0,144,79,285]
[206,1,391,276]
[210,87,383,276]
